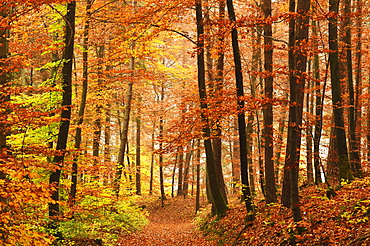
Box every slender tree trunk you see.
[93,45,104,160]
[49,0,75,235]
[195,140,201,213]
[306,77,314,185]
[355,0,362,169]
[282,0,310,222]
[247,27,262,195]
[177,146,184,196]
[0,7,9,242]
[135,105,141,195]
[184,146,193,198]
[313,17,324,185]
[196,0,227,217]
[226,0,254,221]
[171,154,178,197]
[115,1,136,196]
[115,58,134,196]
[183,142,194,198]
[149,124,155,195]
[344,0,362,178]
[262,0,277,204]
[256,110,265,197]
[211,0,228,204]
[328,0,352,182]
[159,83,166,207]
[70,0,91,207]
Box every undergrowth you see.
[57,195,148,246]
[199,177,370,245]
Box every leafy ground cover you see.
[201,177,370,245]
[117,177,370,245]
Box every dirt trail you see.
[117,196,215,246]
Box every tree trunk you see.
[49,0,75,235]
[177,146,184,196]
[150,124,155,195]
[0,7,9,242]
[135,105,141,195]
[115,59,134,196]
[343,0,362,178]
[282,0,310,222]
[70,0,91,207]
[93,45,105,160]
[354,0,362,171]
[196,0,227,218]
[328,0,353,182]
[159,83,166,207]
[226,0,254,221]
[306,76,314,185]
[183,141,194,198]
[171,153,178,197]
[262,0,277,204]
[195,140,201,213]
[312,16,324,185]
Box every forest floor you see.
[117,195,215,246]
[117,177,370,245]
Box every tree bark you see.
[343,0,362,178]
[135,104,141,195]
[0,6,10,242]
[195,140,201,213]
[159,82,166,207]
[312,16,324,185]
[226,0,254,220]
[70,0,91,207]
[282,0,310,222]
[49,0,75,235]
[177,146,184,196]
[196,0,227,218]
[115,58,134,196]
[328,0,353,182]
[93,45,105,160]
[262,0,277,204]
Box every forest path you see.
[117,196,215,246]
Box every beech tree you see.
[328,0,352,182]
[196,0,227,218]
[49,0,75,231]
[227,0,254,220]
[281,0,310,222]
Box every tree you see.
[70,0,92,208]
[0,4,9,242]
[282,0,310,222]
[262,0,277,204]
[196,0,227,218]
[49,0,76,235]
[328,0,352,182]
[343,0,362,178]
[226,0,254,220]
